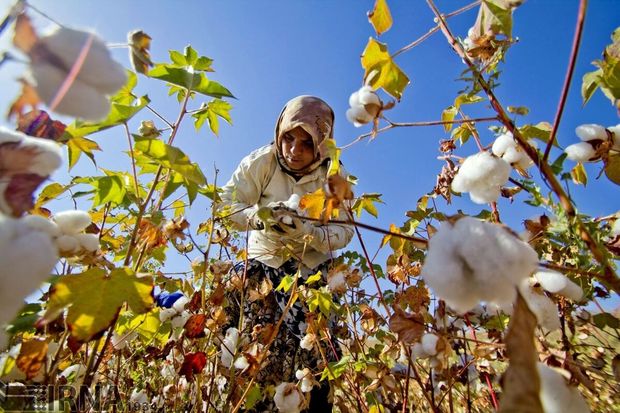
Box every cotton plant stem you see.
[426,0,620,294]
[123,122,141,201]
[543,0,588,161]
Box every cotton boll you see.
[534,271,583,302]
[38,27,127,95]
[171,311,190,329]
[29,63,112,121]
[285,194,301,210]
[234,355,249,371]
[451,152,510,204]
[520,280,560,331]
[130,389,149,406]
[159,308,177,323]
[0,127,23,145]
[59,364,87,382]
[608,124,620,151]
[501,146,522,164]
[221,327,239,368]
[421,333,439,356]
[612,218,620,236]
[328,271,347,294]
[565,142,596,162]
[358,86,380,106]
[56,234,80,253]
[52,210,92,234]
[22,215,61,238]
[348,90,361,107]
[469,185,501,204]
[575,123,607,142]
[172,295,190,313]
[537,363,590,413]
[299,333,316,350]
[19,136,63,176]
[346,105,374,127]
[273,382,304,413]
[491,133,515,157]
[75,233,99,252]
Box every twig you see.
[123,122,141,201]
[543,0,588,161]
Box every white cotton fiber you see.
[52,210,92,234]
[358,86,381,106]
[20,136,63,176]
[221,327,239,368]
[22,215,61,238]
[565,142,596,162]
[492,133,515,157]
[538,363,590,413]
[575,123,607,142]
[451,152,510,204]
[421,333,439,356]
[346,105,374,127]
[534,271,583,301]
[56,234,80,253]
[607,124,620,150]
[274,382,304,413]
[520,280,561,331]
[74,233,99,252]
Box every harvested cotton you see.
[451,152,511,204]
[421,217,539,313]
[538,363,590,413]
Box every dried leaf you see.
[388,306,425,344]
[7,79,41,120]
[184,314,207,339]
[16,339,48,379]
[499,292,543,412]
[397,284,430,313]
[128,30,153,74]
[179,352,207,381]
[17,110,66,140]
[13,13,38,53]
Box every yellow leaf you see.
[299,187,326,220]
[128,30,153,74]
[361,38,410,100]
[604,152,620,185]
[16,339,47,380]
[570,163,588,186]
[381,223,399,248]
[368,0,393,36]
[44,267,154,342]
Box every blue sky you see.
[0,1,619,278]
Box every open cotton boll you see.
[519,280,561,331]
[38,27,127,95]
[274,382,304,413]
[234,355,250,371]
[538,363,590,413]
[158,308,177,323]
[0,127,63,176]
[469,185,501,204]
[612,218,620,236]
[170,311,190,329]
[575,123,607,142]
[19,136,63,176]
[451,152,511,204]
[565,142,596,162]
[172,295,190,313]
[22,215,61,238]
[74,233,99,252]
[285,194,300,210]
[501,146,522,164]
[607,124,620,150]
[56,234,80,253]
[491,133,515,157]
[534,271,583,302]
[52,210,92,235]
[220,327,239,368]
[29,62,112,121]
[421,217,538,314]
[346,105,374,127]
[421,333,439,356]
[358,86,381,106]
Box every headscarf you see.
[274,95,334,176]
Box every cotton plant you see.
[273,382,305,413]
[491,131,536,173]
[0,213,58,349]
[295,368,316,393]
[27,26,127,121]
[421,216,539,313]
[564,123,620,162]
[537,363,590,413]
[155,291,191,335]
[346,85,382,127]
[410,333,448,369]
[451,151,511,204]
[220,327,240,368]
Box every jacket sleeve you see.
[308,222,354,254]
[218,148,272,230]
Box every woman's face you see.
[280,127,315,171]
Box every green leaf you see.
[581,70,601,105]
[593,312,620,329]
[320,356,350,381]
[307,287,335,317]
[34,182,72,209]
[352,193,383,218]
[6,303,42,335]
[604,152,620,185]
[507,106,530,115]
[519,122,554,146]
[44,267,154,342]
[475,0,514,38]
[134,137,206,185]
[441,106,457,132]
[368,0,392,36]
[244,383,262,410]
[192,73,235,98]
[148,64,234,98]
[361,38,410,100]
[275,274,295,292]
[192,99,233,135]
[111,70,139,105]
[116,310,167,346]
[570,163,588,186]
[454,93,484,109]
[91,175,128,207]
[451,123,473,144]
[66,136,100,170]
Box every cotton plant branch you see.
[543,0,588,161]
[343,116,499,149]
[426,0,620,294]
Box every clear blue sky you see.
[0,1,619,277]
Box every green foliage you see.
[582,27,620,109]
[192,98,233,135]
[352,193,383,218]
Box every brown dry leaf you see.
[163,216,190,242]
[388,306,425,344]
[16,110,66,140]
[16,338,48,379]
[360,305,382,334]
[128,30,153,74]
[208,284,226,306]
[325,174,354,209]
[397,284,430,313]
[137,219,166,250]
[498,292,543,413]
[247,277,273,302]
[8,79,41,120]
[13,13,38,53]
[434,159,457,203]
[184,314,207,339]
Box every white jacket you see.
[220,144,354,269]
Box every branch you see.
[543,0,588,161]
